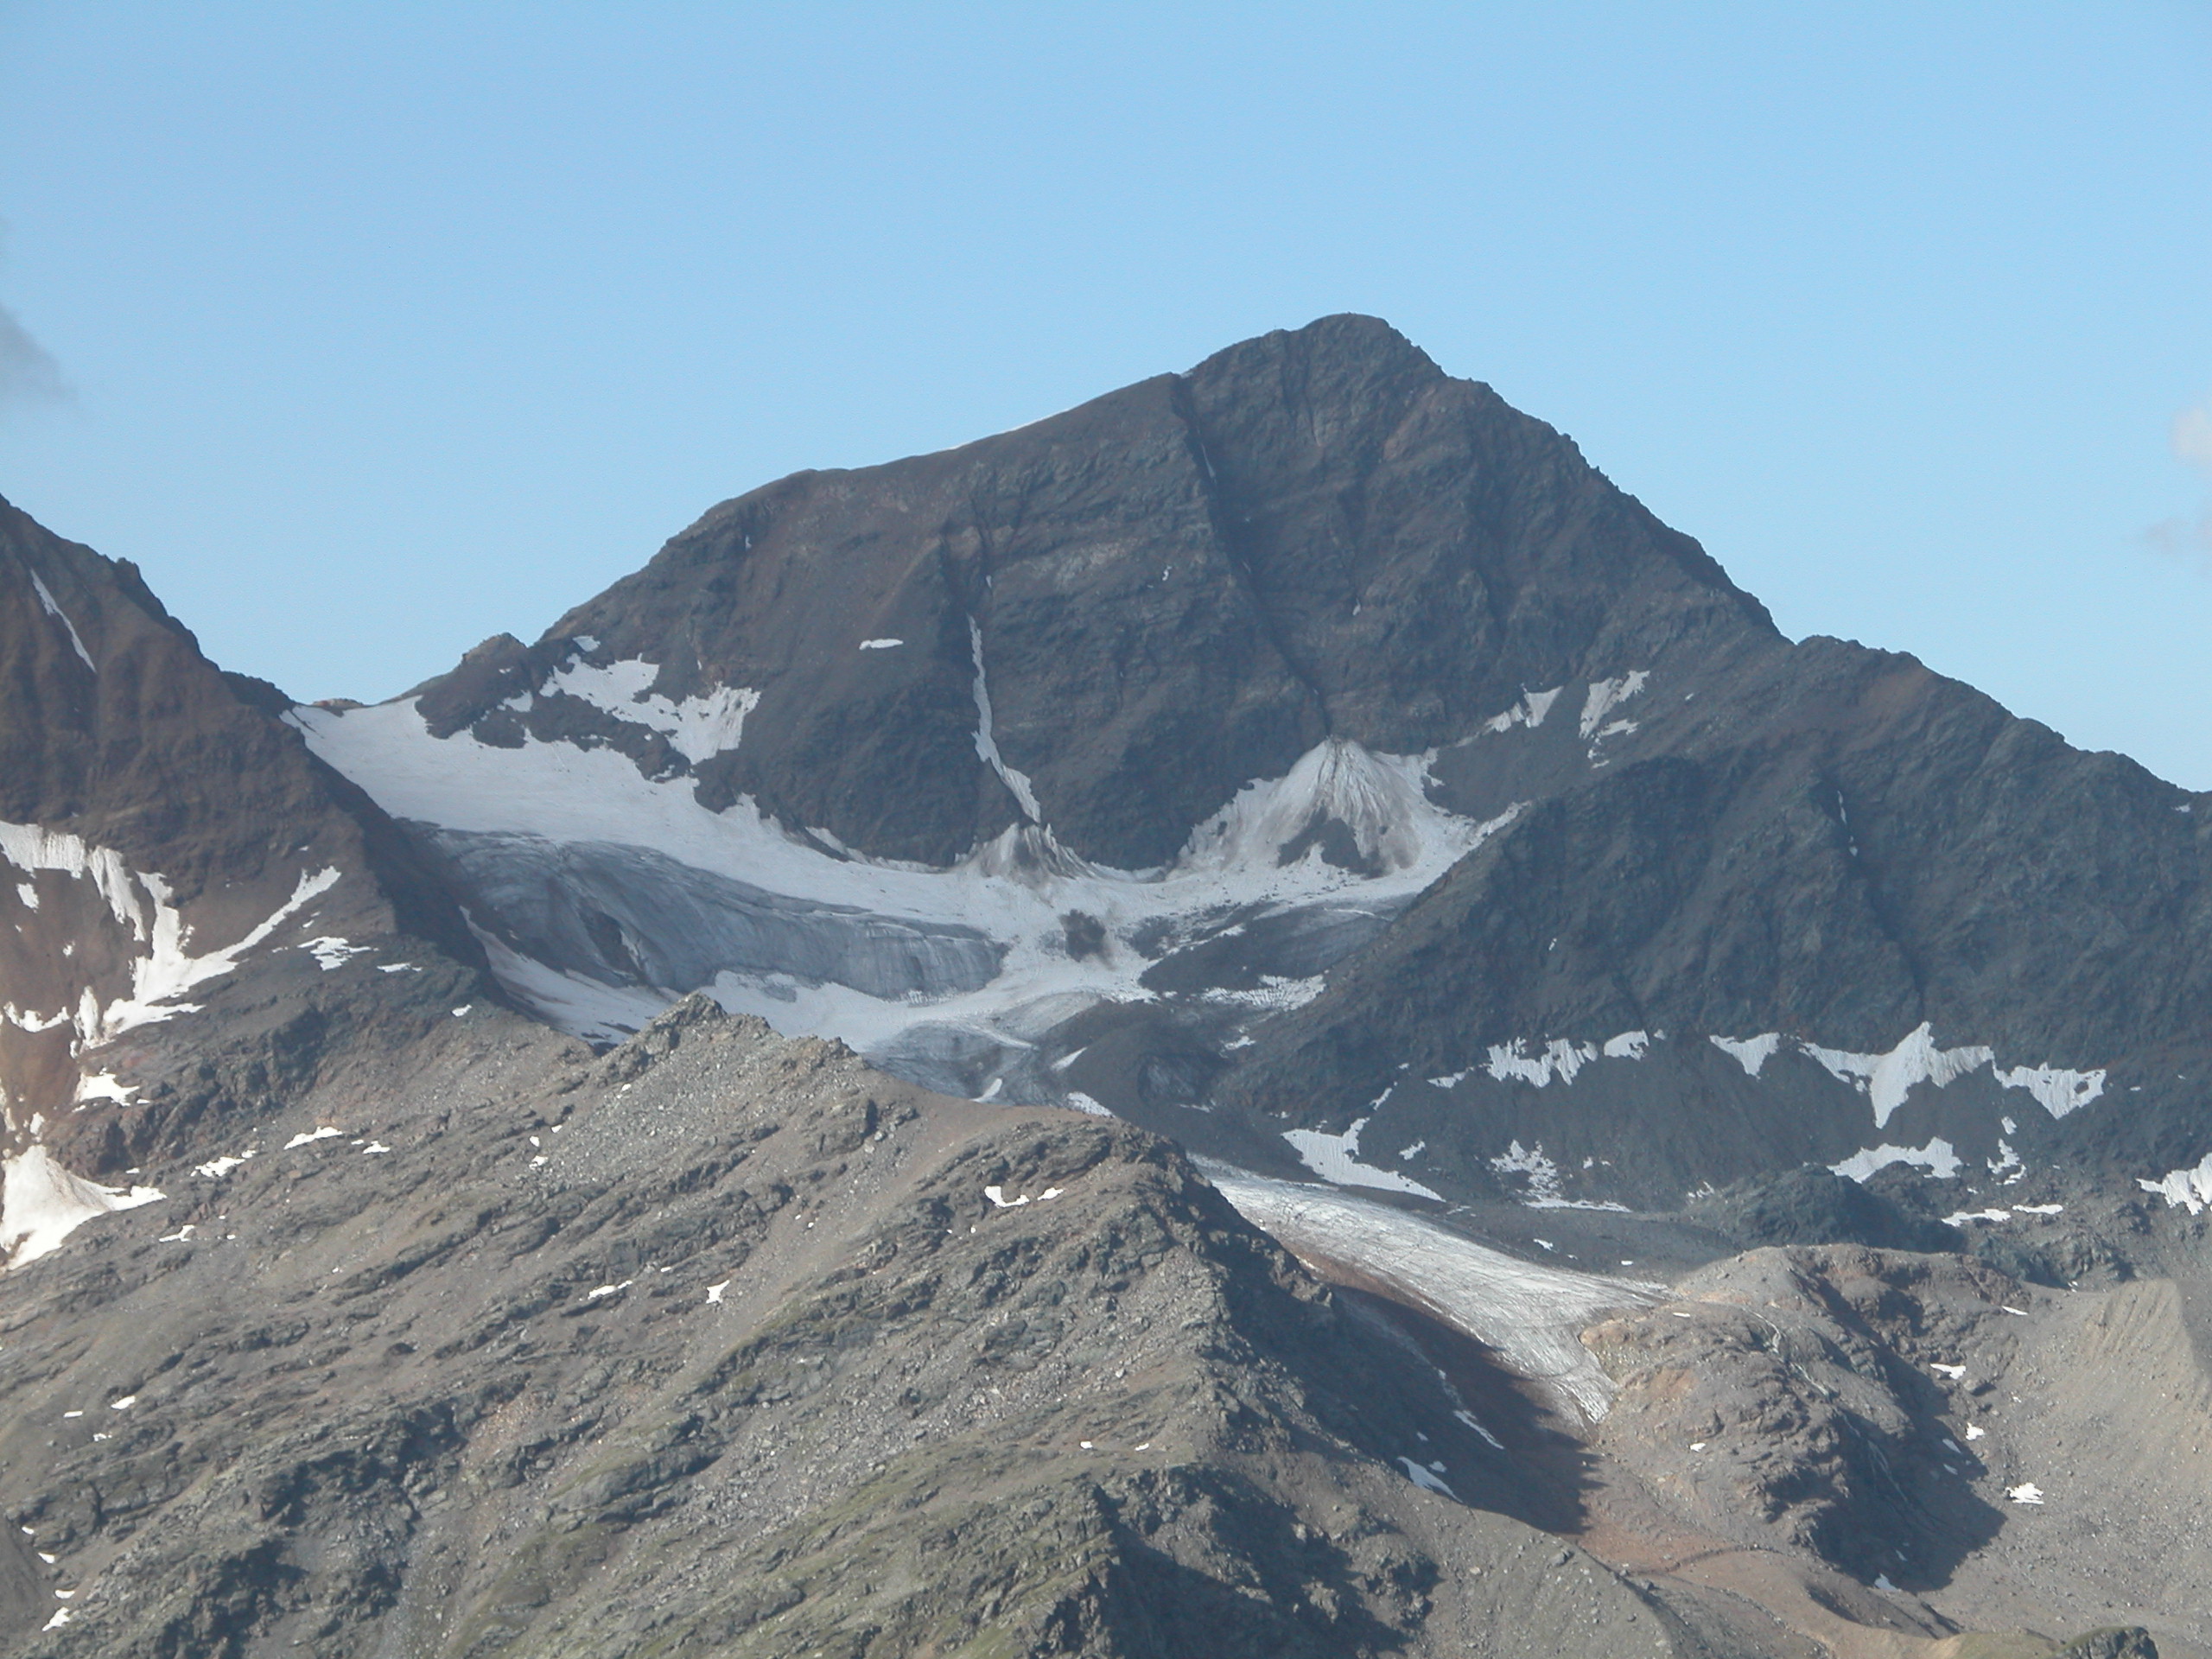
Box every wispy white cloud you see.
[2176,401,2212,475]
[2145,397,2212,569]
[2143,508,2212,565]
[0,219,69,408]
[0,301,68,406]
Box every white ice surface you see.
[1831,1137,1963,1182]
[1281,1118,1443,1200]
[1578,671,1649,739]
[1710,1033,1782,1077]
[2139,1150,2212,1215]
[1,1146,162,1266]
[1207,1166,1662,1421]
[470,921,670,1046]
[29,574,94,671]
[1480,687,1562,734]
[293,698,1518,1069]
[535,656,760,765]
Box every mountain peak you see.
[392,319,1773,870]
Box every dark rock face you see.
[1214,632,2212,1203]
[1586,1246,2024,1587]
[1689,1166,1966,1255]
[0,496,484,1194]
[416,315,1774,869]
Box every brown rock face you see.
[0,497,481,1190]
[416,315,1772,868]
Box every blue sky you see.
[2,3,2209,784]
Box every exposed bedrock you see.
[413,315,1775,868]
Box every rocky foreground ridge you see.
[3,316,2208,1655]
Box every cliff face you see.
[405,315,1773,870]
[0,496,484,1211]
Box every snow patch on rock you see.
[540,656,760,765]
[1709,1033,1783,1077]
[0,820,339,1043]
[1831,1137,1964,1182]
[969,620,1043,823]
[1993,1062,2105,1120]
[1578,671,1649,739]
[1484,1031,1652,1086]
[302,936,374,971]
[1799,1023,1994,1129]
[1485,1039,1595,1089]
[1481,686,1562,734]
[1282,1117,1442,1200]
[29,573,95,671]
[2139,1150,2212,1215]
[1,1146,162,1267]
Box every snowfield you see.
[1204,1165,1663,1421]
[290,690,1516,1071]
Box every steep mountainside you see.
[3,318,2206,1658]
[0,496,486,1257]
[295,316,2212,1222]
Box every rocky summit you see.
[0,317,2202,1656]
